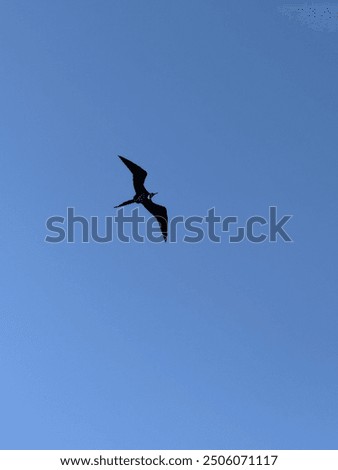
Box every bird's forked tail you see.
[114,199,135,208]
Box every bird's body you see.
[114,156,168,241]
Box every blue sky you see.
[1,0,338,449]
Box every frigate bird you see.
[114,156,168,241]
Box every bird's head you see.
[149,192,158,199]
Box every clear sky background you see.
[1,0,338,450]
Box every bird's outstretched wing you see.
[118,156,147,194]
[142,198,168,242]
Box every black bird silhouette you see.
[114,156,168,241]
